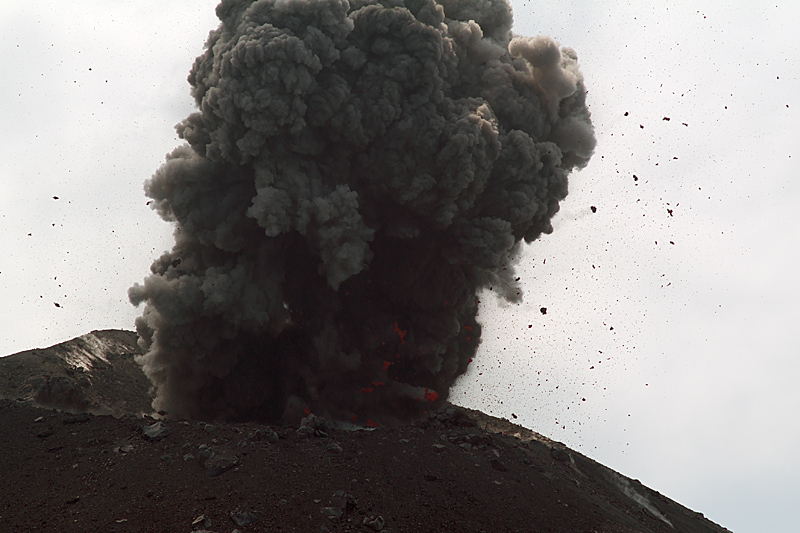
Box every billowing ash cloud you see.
[129,0,595,424]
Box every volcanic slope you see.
[0,330,730,532]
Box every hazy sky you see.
[2,1,798,531]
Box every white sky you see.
[2,1,798,531]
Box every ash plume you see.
[129,0,595,424]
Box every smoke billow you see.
[129,0,595,424]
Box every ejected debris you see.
[363,515,386,531]
[191,514,211,529]
[141,421,170,441]
[321,489,357,520]
[197,445,239,477]
[297,413,331,438]
[230,509,260,527]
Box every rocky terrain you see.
[0,330,732,532]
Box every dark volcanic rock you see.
[141,421,171,441]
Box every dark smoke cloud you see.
[129,0,595,425]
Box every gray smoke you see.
[129,0,595,425]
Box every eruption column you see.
[129,0,595,424]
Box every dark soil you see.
[0,331,731,532]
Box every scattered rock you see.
[204,450,239,477]
[230,509,260,527]
[363,515,385,531]
[415,404,479,429]
[320,506,343,519]
[320,489,357,519]
[450,431,493,449]
[191,514,211,529]
[297,413,330,438]
[247,427,278,443]
[330,490,357,512]
[113,444,135,454]
[326,440,343,453]
[141,421,170,441]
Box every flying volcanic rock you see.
[129,0,595,424]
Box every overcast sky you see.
[2,1,798,531]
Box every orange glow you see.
[423,388,439,402]
[366,419,379,428]
[393,322,407,343]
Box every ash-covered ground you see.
[0,330,731,532]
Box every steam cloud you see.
[129,0,595,424]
